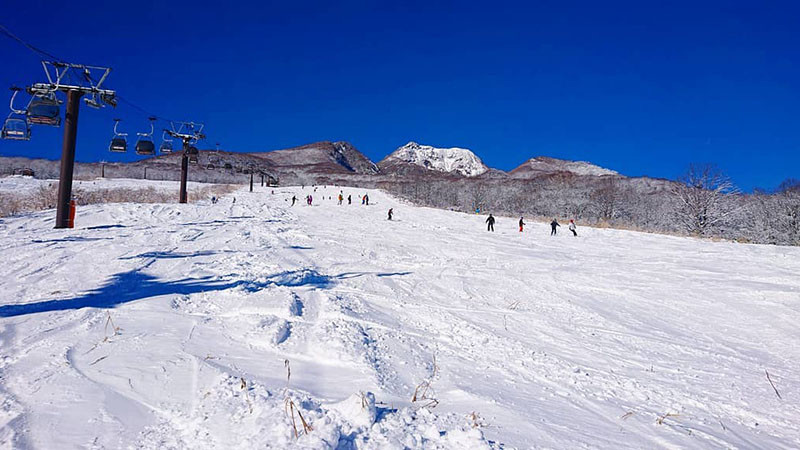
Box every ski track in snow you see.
[1,180,800,449]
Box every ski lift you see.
[109,118,128,152]
[159,130,173,153]
[1,118,30,140]
[2,87,31,140]
[27,92,61,126]
[135,117,156,155]
[187,146,199,163]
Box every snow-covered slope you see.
[511,156,618,177]
[1,180,799,449]
[380,142,488,177]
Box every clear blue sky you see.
[1,1,798,190]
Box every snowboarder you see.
[486,214,495,232]
[291,195,297,206]
[347,194,352,205]
[388,208,393,220]
[568,219,577,237]
[550,219,560,236]
[519,217,525,232]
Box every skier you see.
[338,193,343,205]
[519,217,525,232]
[347,194,352,205]
[568,219,578,237]
[291,195,297,207]
[550,218,560,236]
[388,208,393,220]
[486,214,495,232]
[365,194,370,205]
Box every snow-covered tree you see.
[671,164,739,235]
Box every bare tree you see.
[671,164,739,235]
[590,178,622,221]
[469,182,488,212]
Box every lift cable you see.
[0,24,63,62]
[1,23,183,127]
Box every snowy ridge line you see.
[1,182,799,448]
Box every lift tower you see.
[24,61,117,228]
[165,122,205,203]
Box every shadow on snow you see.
[0,269,412,318]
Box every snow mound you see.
[136,376,495,449]
[328,391,377,428]
[385,142,488,177]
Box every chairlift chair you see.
[2,87,31,140]
[2,117,30,140]
[27,93,61,127]
[187,146,199,163]
[109,119,128,152]
[136,139,155,155]
[159,131,173,153]
[135,117,156,156]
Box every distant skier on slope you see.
[519,217,525,232]
[365,194,370,205]
[291,195,297,206]
[388,208,393,220]
[338,193,344,205]
[347,194,352,204]
[486,214,495,232]
[550,219,560,236]
[568,219,577,237]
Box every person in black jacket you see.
[388,208,393,220]
[519,217,525,232]
[550,219,560,236]
[486,214,495,232]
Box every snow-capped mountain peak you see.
[385,142,488,177]
[513,156,618,177]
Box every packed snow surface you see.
[386,142,489,177]
[0,176,208,195]
[1,181,799,449]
